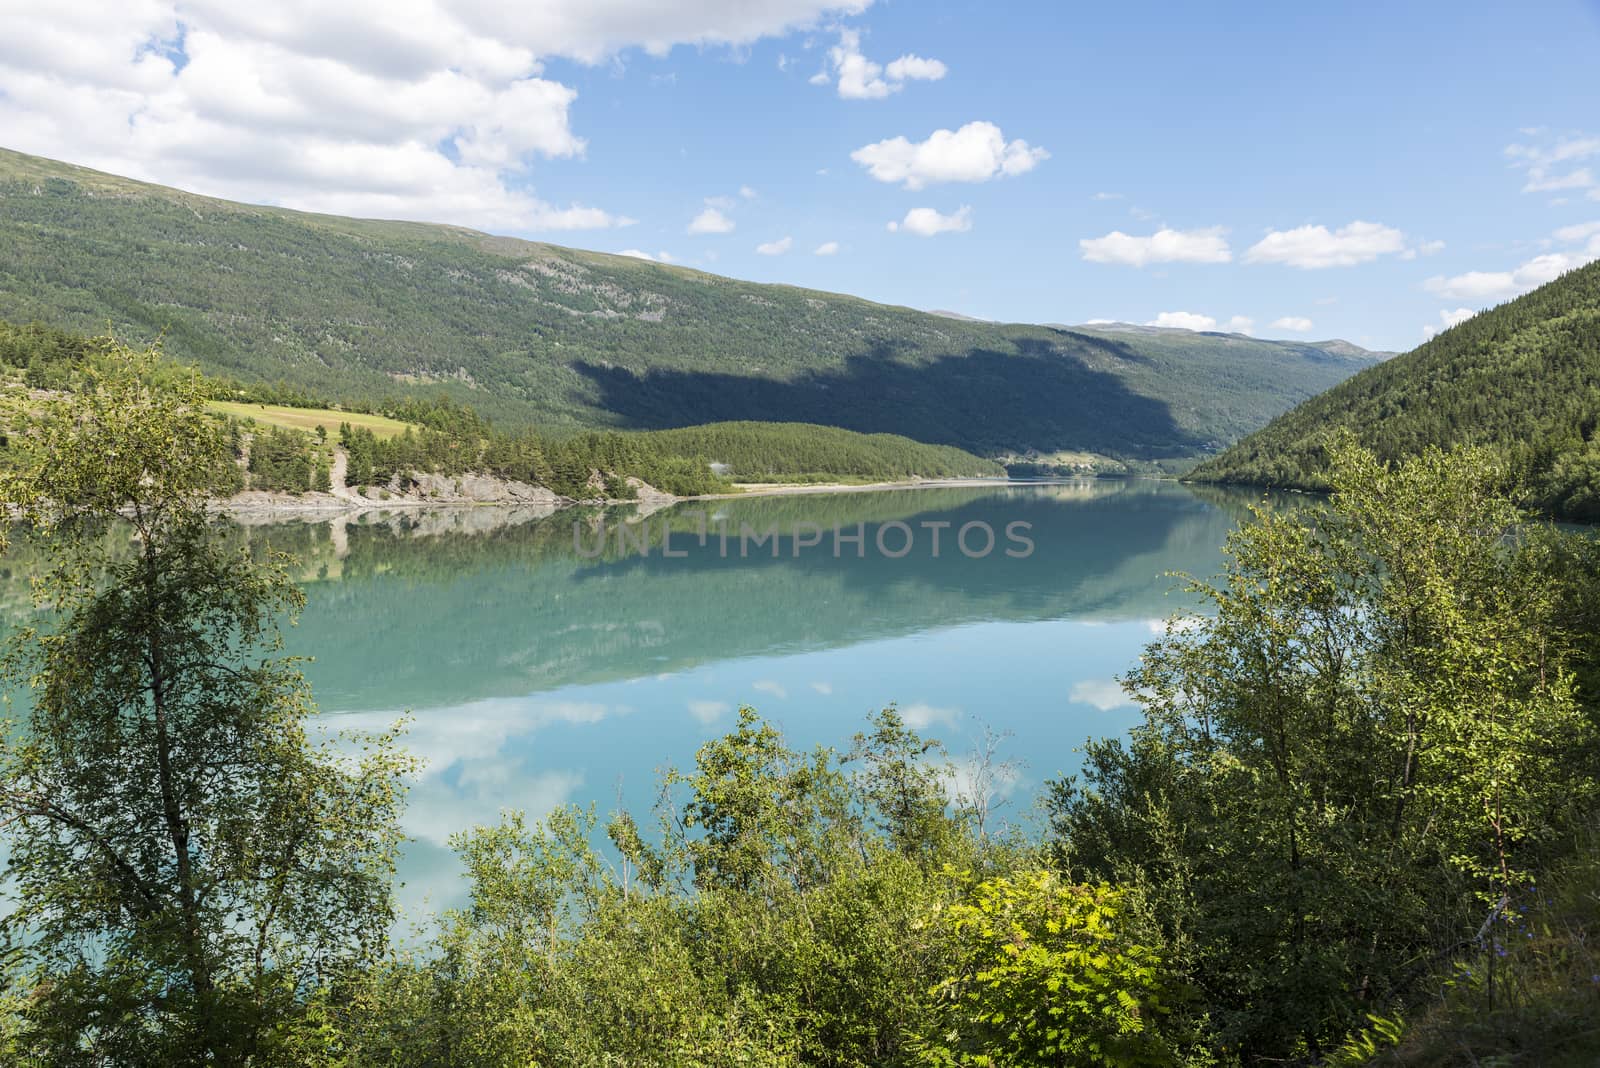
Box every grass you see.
[1361,843,1600,1066]
[206,400,414,440]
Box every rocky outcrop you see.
[403,471,566,506]
[216,464,677,520]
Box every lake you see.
[0,479,1260,919]
[230,478,1258,917]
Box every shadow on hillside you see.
[1054,329,1159,367]
[571,341,1199,458]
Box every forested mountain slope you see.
[1190,259,1600,517]
[0,147,1378,460]
[0,321,1003,497]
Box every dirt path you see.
[327,447,361,500]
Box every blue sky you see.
[3,0,1599,350]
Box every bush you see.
[914,872,1174,1068]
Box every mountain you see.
[1060,321,1397,362]
[0,147,1379,461]
[1190,259,1600,518]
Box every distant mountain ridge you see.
[1190,259,1600,518]
[0,147,1379,461]
[1054,321,1396,361]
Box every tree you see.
[1049,439,1598,1058]
[913,872,1173,1068]
[346,708,985,1067]
[247,425,316,493]
[669,706,852,894]
[0,342,409,1065]
[846,706,960,862]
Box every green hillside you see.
[0,147,1378,461]
[1191,259,1600,516]
[634,421,1000,480]
[0,320,1004,496]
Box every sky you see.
[2,0,1599,351]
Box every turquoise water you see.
[0,480,1257,919]
[254,479,1254,916]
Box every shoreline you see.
[212,475,1077,520]
[686,476,1024,501]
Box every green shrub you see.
[913,873,1173,1068]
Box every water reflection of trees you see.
[244,483,1258,709]
[3,483,1265,710]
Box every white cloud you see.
[1424,251,1595,302]
[0,0,868,232]
[809,681,833,695]
[505,2,871,65]
[1069,679,1133,712]
[1422,307,1477,340]
[813,27,946,99]
[688,206,736,234]
[534,205,633,230]
[1244,221,1408,269]
[852,120,1047,190]
[453,77,587,165]
[888,205,972,236]
[618,248,673,262]
[688,699,731,725]
[752,679,788,698]
[755,235,793,255]
[885,54,946,81]
[739,184,758,199]
[329,697,617,847]
[1424,272,1510,302]
[1523,168,1593,193]
[1145,312,1251,334]
[813,240,840,255]
[336,698,611,784]
[1506,133,1600,195]
[1079,227,1231,267]
[1554,220,1600,244]
[830,34,891,98]
[1147,311,1216,330]
[1091,191,1123,201]
[900,702,959,730]
[941,754,1023,809]
[1271,316,1314,332]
